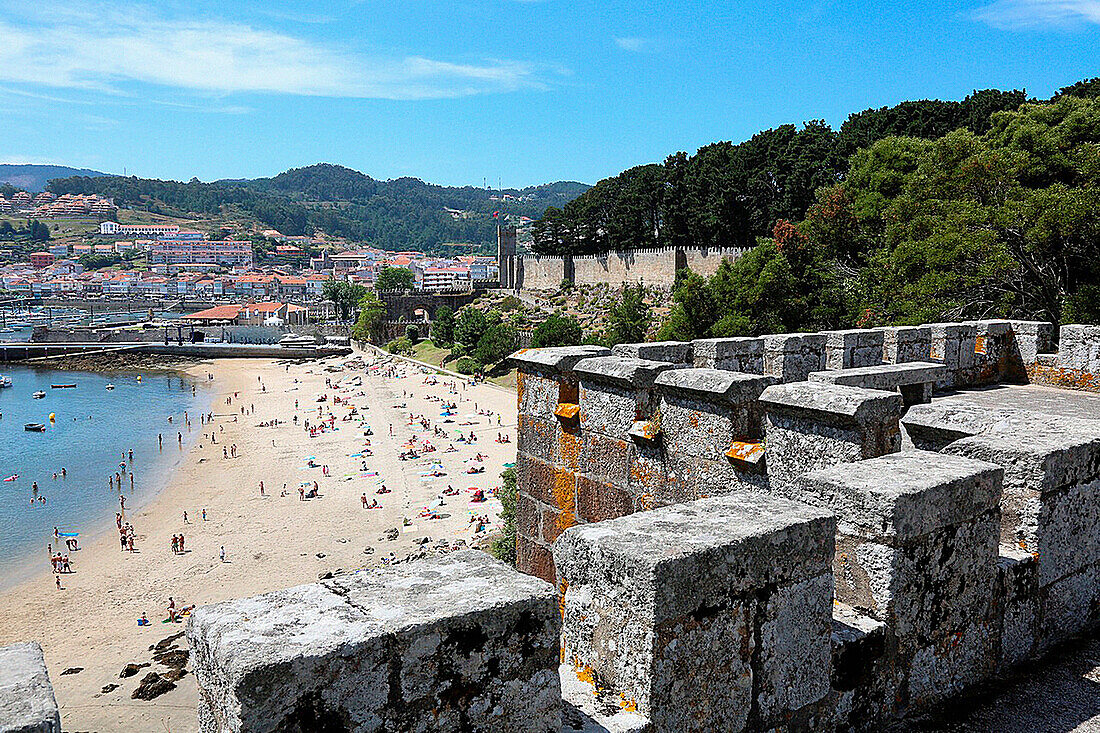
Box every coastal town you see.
[0,217,501,302]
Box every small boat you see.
[24,423,46,432]
[51,384,77,389]
[0,376,12,388]
[105,384,115,391]
[280,334,317,349]
[32,391,46,399]
[3,474,17,482]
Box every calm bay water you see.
[0,365,208,586]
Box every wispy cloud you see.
[614,36,657,52]
[0,4,539,100]
[973,0,1100,28]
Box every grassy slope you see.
[410,340,517,391]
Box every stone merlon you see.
[187,550,561,733]
[610,340,693,364]
[0,642,61,733]
[572,356,683,389]
[508,345,611,375]
[653,367,776,405]
[800,450,1003,541]
[759,381,904,428]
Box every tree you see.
[531,313,582,348]
[474,322,518,366]
[79,252,122,270]
[431,305,455,345]
[453,307,496,349]
[606,283,652,345]
[375,266,414,291]
[351,290,386,343]
[323,279,368,321]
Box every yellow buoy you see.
[49,413,55,422]
[136,375,142,383]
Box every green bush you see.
[387,336,414,355]
[455,356,479,375]
[405,325,420,342]
[490,467,518,566]
[499,295,521,312]
[473,322,518,366]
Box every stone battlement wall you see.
[515,245,749,291]
[20,321,1100,732]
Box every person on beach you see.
[259,481,265,496]
[55,575,62,591]
[219,546,226,562]
[158,433,162,449]
[183,511,188,524]
[202,508,207,521]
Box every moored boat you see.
[51,384,77,389]
[0,376,12,388]
[32,391,46,399]
[24,423,45,432]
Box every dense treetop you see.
[532,87,1042,255]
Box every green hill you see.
[47,163,588,252]
[0,164,110,193]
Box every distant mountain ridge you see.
[45,163,590,252]
[0,164,110,193]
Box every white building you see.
[99,222,181,237]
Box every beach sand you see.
[0,351,516,732]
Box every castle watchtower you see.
[497,225,517,289]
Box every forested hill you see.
[531,78,1099,256]
[0,164,109,193]
[47,163,589,252]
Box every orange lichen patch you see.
[628,420,660,443]
[725,441,764,462]
[515,371,526,404]
[560,429,582,470]
[688,411,700,428]
[573,660,598,689]
[558,579,569,620]
[974,335,987,355]
[619,696,638,713]
[552,468,578,533]
[637,492,656,511]
[1028,364,1100,393]
[555,402,580,420]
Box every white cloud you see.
[973,0,1100,28]
[0,5,538,100]
[614,37,654,52]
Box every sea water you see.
[0,365,209,587]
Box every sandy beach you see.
[0,350,516,733]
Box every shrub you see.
[490,467,517,565]
[455,356,479,375]
[387,336,414,355]
[405,325,420,342]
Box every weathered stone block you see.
[579,381,645,441]
[801,451,1002,706]
[808,361,945,406]
[926,322,977,389]
[574,474,635,524]
[654,369,776,460]
[763,333,827,383]
[510,345,612,375]
[188,551,562,733]
[0,642,61,733]
[996,548,1039,668]
[691,337,765,373]
[760,382,903,489]
[1057,324,1100,372]
[1007,320,1055,364]
[878,326,931,365]
[517,536,557,585]
[581,432,632,488]
[554,492,835,731]
[944,427,1100,582]
[611,341,693,364]
[824,329,886,370]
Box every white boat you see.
[0,376,11,388]
[279,334,317,349]
[105,384,115,391]
[32,391,46,399]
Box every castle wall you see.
[516,246,749,291]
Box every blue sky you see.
[1,0,1097,188]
